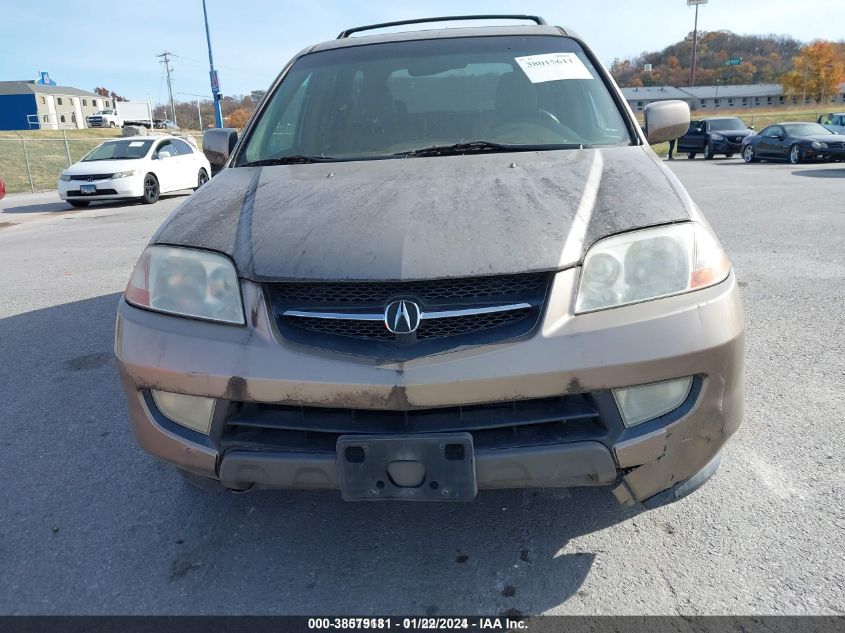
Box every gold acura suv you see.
[115,15,744,508]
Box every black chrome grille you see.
[290,307,533,341]
[221,392,608,453]
[271,274,548,305]
[418,308,532,339]
[291,316,393,340]
[267,273,551,360]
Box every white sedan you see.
[58,135,211,207]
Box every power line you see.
[157,51,176,122]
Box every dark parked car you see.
[677,117,753,160]
[154,119,180,131]
[741,122,845,164]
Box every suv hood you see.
[154,147,692,281]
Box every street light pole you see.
[690,4,699,86]
[688,0,708,87]
[177,92,211,130]
[202,0,224,128]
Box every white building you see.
[620,83,845,113]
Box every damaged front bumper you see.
[115,267,745,506]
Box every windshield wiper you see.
[240,155,337,166]
[393,141,583,158]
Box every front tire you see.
[195,168,209,191]
[68,200,89,208]
[687,152,696,159]
[704,143,714,160]
[141,174,160,204]
[742,145,758,163]
[789,144,801,164]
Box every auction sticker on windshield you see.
[515,52,593,83]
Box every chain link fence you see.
[0,131,203,194]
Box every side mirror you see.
[158,150,173,159]
[749,125,755,130]
[203,128,238,173]
[643,100,691,144]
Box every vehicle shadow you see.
[0,293,642,615]
[791,168,845,178]
[2,193,191,214]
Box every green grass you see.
[0,128,202,193]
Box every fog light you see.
[613,377,693,427]
[151,390,215,434]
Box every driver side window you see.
[156,140,176,158]
[763,126,781,138]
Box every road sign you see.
[687,0,708,5]
[725,58,743,66]
[644,63,653,72]
[209,69,220,94]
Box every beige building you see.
[0,80,116,130]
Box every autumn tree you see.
[94,86,126,102]
[226,107,252,129]
[781,41,845,103]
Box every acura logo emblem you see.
[384,300,421,334]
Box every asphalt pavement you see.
[0,157,842,615]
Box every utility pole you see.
[688,0,708,87]
[202,0,224,128]
[158,51,176,124]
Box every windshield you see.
[82,140,153,161]
[709,118,746,131]
[784,123,832,136]
[239,35,631,164]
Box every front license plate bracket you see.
[337,433,476,501]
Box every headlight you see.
[112,170,137,179]
[59,174,72,182]
[575,223,730,313]
[125,245,245,324]
[811,141,828,149]
[710,133,725,141]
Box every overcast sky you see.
[2,0,844,103]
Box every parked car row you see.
[676,116,845,164]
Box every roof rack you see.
[337,15,548,39]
